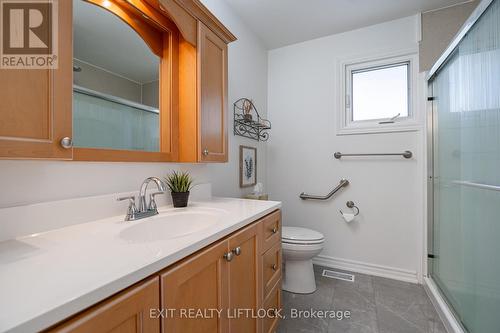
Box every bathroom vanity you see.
[0,199,281,333]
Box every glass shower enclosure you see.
[427,0,500,332]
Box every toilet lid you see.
[282,227,324,244]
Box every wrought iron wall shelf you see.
[233,98,271,141]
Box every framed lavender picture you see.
[239,145,257,187]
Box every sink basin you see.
[119,209,225,242]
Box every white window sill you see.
[336,121,422,135]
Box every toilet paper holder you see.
[340,201,359,216]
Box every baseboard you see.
[312,255,419,284]
[423,277,465,333]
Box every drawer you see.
[262,241,282,297]
[262,279,282,333]
[260,210,281,253]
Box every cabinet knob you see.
[202,149,209,156]
[223,251,234,262]
[271,227,278,234]
[272,264,277,271]
[232,247,242,256]
[60,137,73,149]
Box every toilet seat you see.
[282,227,324,245]
[281,226,325,293]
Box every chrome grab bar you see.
[300,179,349,200]
[452,180,500,192]
[334,151,412,159]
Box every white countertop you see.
[0,198,281,333]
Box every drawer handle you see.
[271,227,278,234]
[232,247,242,256]
[272,264,277,271]
[224,251,234,262]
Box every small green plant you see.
[165,171,194,193]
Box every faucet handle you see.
[117,195,136,203]
[148,191,164,211]
[117,195,138,221]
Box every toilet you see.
[281,226,325,294]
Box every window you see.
[351,63,409,121]
[338,53,418,135]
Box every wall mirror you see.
[73,0,161,152]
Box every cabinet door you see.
[198,21,228,162]
[262,280,282,333]
[0,0,72,159]
[262,242,282,297]
[227,223,260,333]
[161,239,229,333]
[48,277,160,333]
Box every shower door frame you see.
[425,1,496,332]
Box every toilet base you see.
[282,259,317,294]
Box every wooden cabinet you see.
[198,22,228,162]
[262,242,282,297]
[0,0,72,159]
[161,223,260,332]
[48,210,281,333]
[227,224,260,332]
[259,210,282,333]
[160,238,229,333]
[179,21,228,162]
[48,277,160,333]
[262,280,282,333]
[0,0,234,163]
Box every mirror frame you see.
[72,0,179,162]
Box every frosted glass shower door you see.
[430,0,500,332]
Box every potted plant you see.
[165,171,194,208]
[243,99,253,122]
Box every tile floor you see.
[277,265,446,333]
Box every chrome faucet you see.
[138,177,167,212]
[117,177,167,221]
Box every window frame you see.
[337,51,420,135]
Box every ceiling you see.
[222,0,472,49]
[73,0,159,84]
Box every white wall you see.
[0,0,268,209]
[267,16,426,282]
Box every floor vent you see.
[322,269,355,282]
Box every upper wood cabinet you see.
[178,21,228,162]
[0,0,235,162]
[0,0,72,159]
[198,23,228,162]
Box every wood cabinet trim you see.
[148,0,198,46]
[171,0,236,43]
[85,0,163,57]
